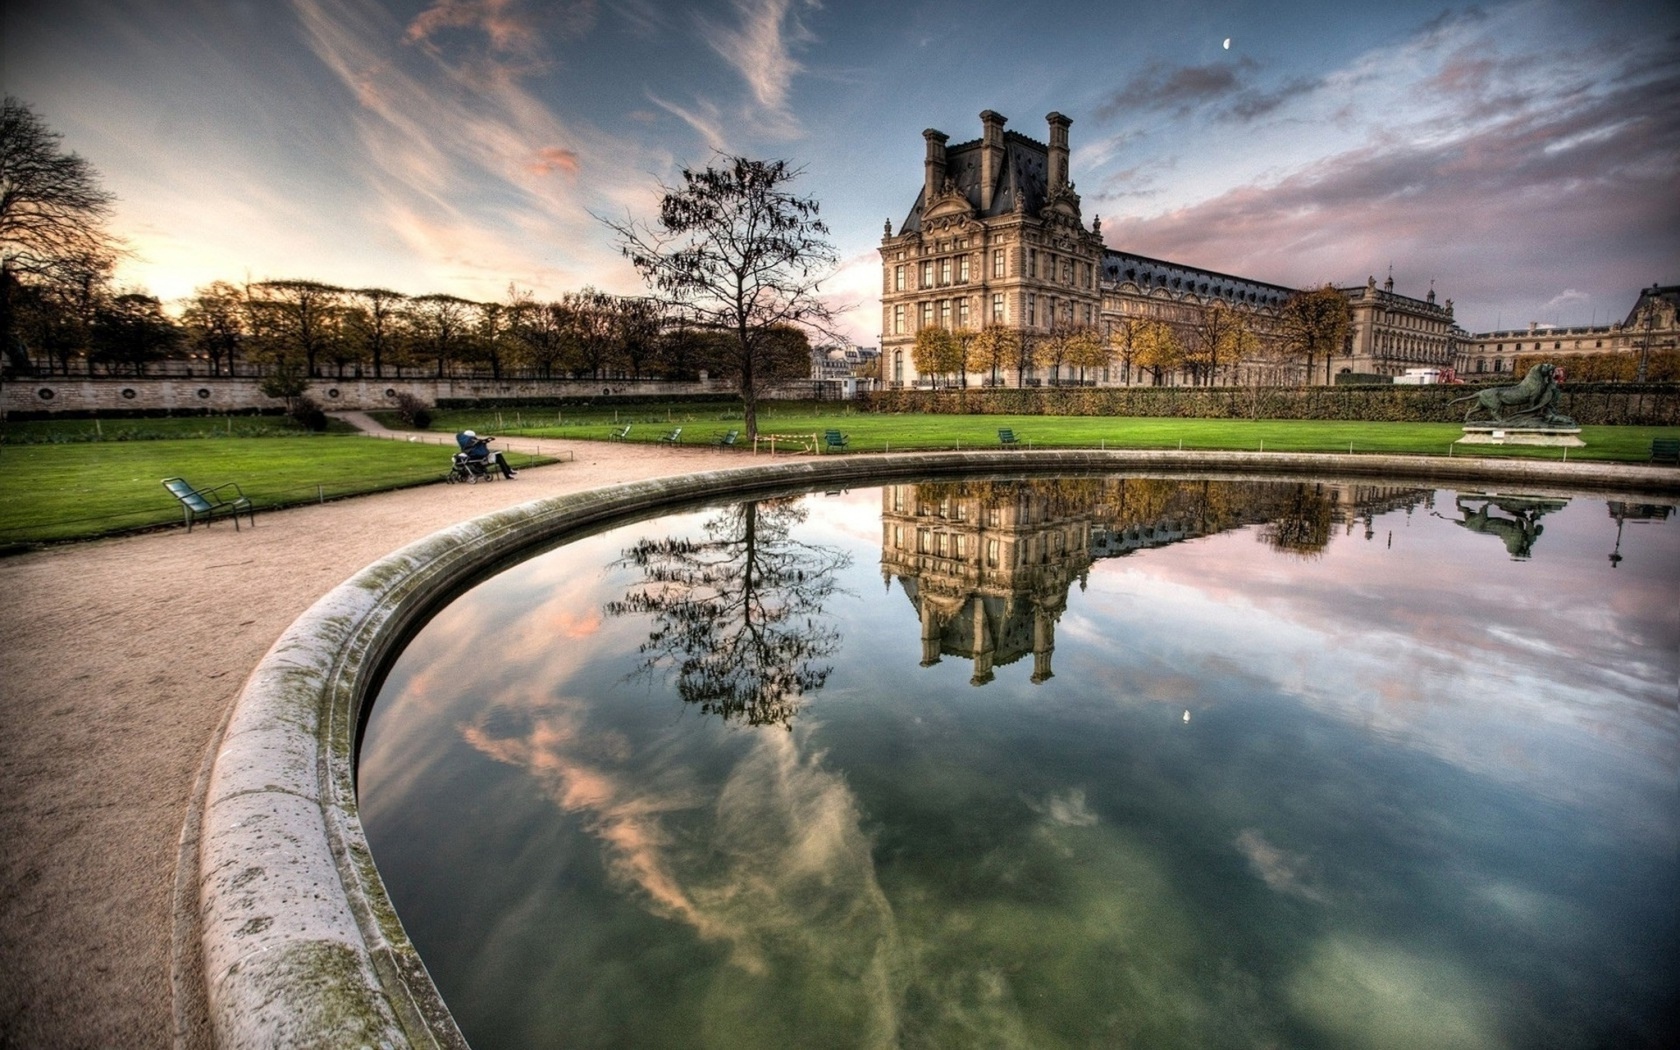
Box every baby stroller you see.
[446,448,496,484]
[446,429,510,483]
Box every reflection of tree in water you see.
[1257,484,1337,558]
[606,498,852,728]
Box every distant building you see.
[1456,284,1679,377]
[1337,272,1461,380]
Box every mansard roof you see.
[1101,249,1295,306]
[897,130,1052,235]
[1624,284,1679,326]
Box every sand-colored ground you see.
[0,423,745,1048]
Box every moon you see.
[1222,37,1231,49]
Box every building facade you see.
[1456,284,1679,377]
[1338,272,1461,379]
[880,108,1673,388]
[878,111,1106,389]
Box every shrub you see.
[288,395,329,432]
[392,392,433,429]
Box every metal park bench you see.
[714,430,740,447]
[609,425,631,440]
[1652,437,1680,465]
[162,477,255,532]
[658,427,682,444]
[823,429,849,453]
[998,428,1023,449]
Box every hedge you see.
[857,382,1679,426]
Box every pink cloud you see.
[527,145,580,177]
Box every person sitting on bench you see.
[458,430,517,479]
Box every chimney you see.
[980,110,1007,211]
[923,128,949,211]
[1046,112,1072,193]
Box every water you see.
[359,477,1679,1049]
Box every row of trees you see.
[11,274,821,384]
[908,289,1353,388]
[3,99,826,423]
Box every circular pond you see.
[359,475,1678,1050]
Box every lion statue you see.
[1448,362,1575,426]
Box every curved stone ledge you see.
[193,450,1678,1047]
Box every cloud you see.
[1097,57,1259,121]
[527,145,580,176]
[1218,75,1324,123]
[287,0,646,299]
[403,0,596,70]
[696,0,820,133]
[1541,288,1591,315]
[1091,10,1680,329]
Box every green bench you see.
[998,428,1022,449]
[658,427,682,444]
[609,424,631,440]
[823,429,849,453]
[1652,438,1680,464]
[714,430,739,447]
[162,477,255,532]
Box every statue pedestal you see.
[1458,426,1584,447]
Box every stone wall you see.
[2,376,830,417]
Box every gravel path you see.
[0,428,745,1049]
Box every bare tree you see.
[605,156,839,438]
[1,97,122,371]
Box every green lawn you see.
[0,437,545,545]
[403,406,1675,464]
[4,407,1673,547]
[1,414,361,443]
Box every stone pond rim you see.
[181,449,1679,1049]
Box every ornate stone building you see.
[878,110,1348,387]
[1456,284,1679,377]
[878,110,1105,389]
[1336,272,1461,379]
[880,108,1672,387]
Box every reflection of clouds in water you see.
[1235,828,1327,903]
[1079,506,1678,836]
[459,699,905,1045]
[1028,787,1100,827]
[1289,934,1505,1050]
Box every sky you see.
[4,0,1677,344]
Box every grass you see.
[1,414,361,443]
[4,403,1673,546]
[399,405,1676,464]
[0,436,549,545]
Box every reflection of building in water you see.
[882,479,1435,684]
[881,482,1091,685]
[1320,484,1436,541]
